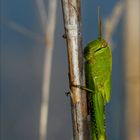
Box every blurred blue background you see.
[0,0,127,140]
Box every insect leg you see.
[65,91,70,96]
[72,85,94,93]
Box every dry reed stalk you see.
[36,0,57,140]
[104,1,124,48]
[0,17,44,43]
[61,0,89,139]
[124,0,140,140]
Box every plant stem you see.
[61,0,89,140]
[36,0,57,140]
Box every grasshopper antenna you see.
[98,7,102,39]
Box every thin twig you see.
[36,0,47,30]
[104,1,124,49]
[36,0,57,140]
[61,0,89,139]
[0,16,44,43]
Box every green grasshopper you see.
[74,8,112,140]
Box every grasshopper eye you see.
[102,41,107,48]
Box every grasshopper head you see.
[94,39,108,53]
[84,39,109,61]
